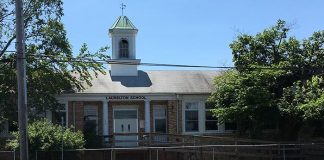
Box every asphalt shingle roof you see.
[78,70,220,94]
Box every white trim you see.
[144,99,151,133]
[182,101,201,134]
[56,94,211,102]
[102,100,109,136]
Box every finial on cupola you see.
[120,3,126,16]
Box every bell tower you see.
[109,15,140,76]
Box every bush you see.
[6,119,85,151]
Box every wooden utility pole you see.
[15,0,29,160]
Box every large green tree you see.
[0,0,109,130]
[209,20,324,139]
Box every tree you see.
[0,0,109,130]
[209,20,324,139]
[6,119,84,151]
[209,69,282,137]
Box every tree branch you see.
[0,35,16,57]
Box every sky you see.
[62,0,324,70]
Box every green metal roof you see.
[110,16,137,30]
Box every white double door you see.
[113,108,138,147]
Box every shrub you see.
[6,119,85,151]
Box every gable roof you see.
[77,70,219,94]
[110,16,137,30]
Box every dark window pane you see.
[185,111,198,121]
[205,101,216,109]
[205,121,218,130]
[155,119,166,133]
[225,122,237,130]
[205,111,217,121]
[185,121,198,132]
[52,111,66,126]
[8,122,17,132]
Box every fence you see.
[2,133,324,160]
[0,150,17,160]
[33,143,324,160]
[102,133,273,147]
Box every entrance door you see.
[113,109,138,147]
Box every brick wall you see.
[68,101,84,132]
[167,100,178,134]
[68,101,103,134]
[67,100,183,135]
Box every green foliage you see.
[209,69,281,137]
[6,119,84,151]
[279,76,324,121]
[0,0,109,125]
[209,20,324,139]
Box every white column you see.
[144,99,151,133]
[103,100,109,137]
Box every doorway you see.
[113,107,138,147]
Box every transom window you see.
[119,39,129,58]
[185,102,199,132]
[114,110,137,119]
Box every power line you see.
[2,54,324,71]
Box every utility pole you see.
[61,116,64,160]
[15,0,29,160]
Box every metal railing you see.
[0,150,17,160]
[33,143,324,160]
[101,132,273,147]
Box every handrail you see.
[101,132,281,147]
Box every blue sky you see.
[62,0,324,70]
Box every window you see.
[52,104,67,127]
[84,106,98,134]
[0,122,8,135]
[154,106,166,133]
[119,39,129,58]
[114,110,137,119]
[185,102,199,132]
[205,105,218,131]
[225,121,237,130]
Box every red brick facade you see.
[68,100,183,135]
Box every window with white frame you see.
[153,106,166,133]
[185,102,199,132]
[52,104,67,127]
[205,103,218,131]
[84,106,98,134]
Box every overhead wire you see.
[0,53,323,72]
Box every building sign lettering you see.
[107,96,146,100]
